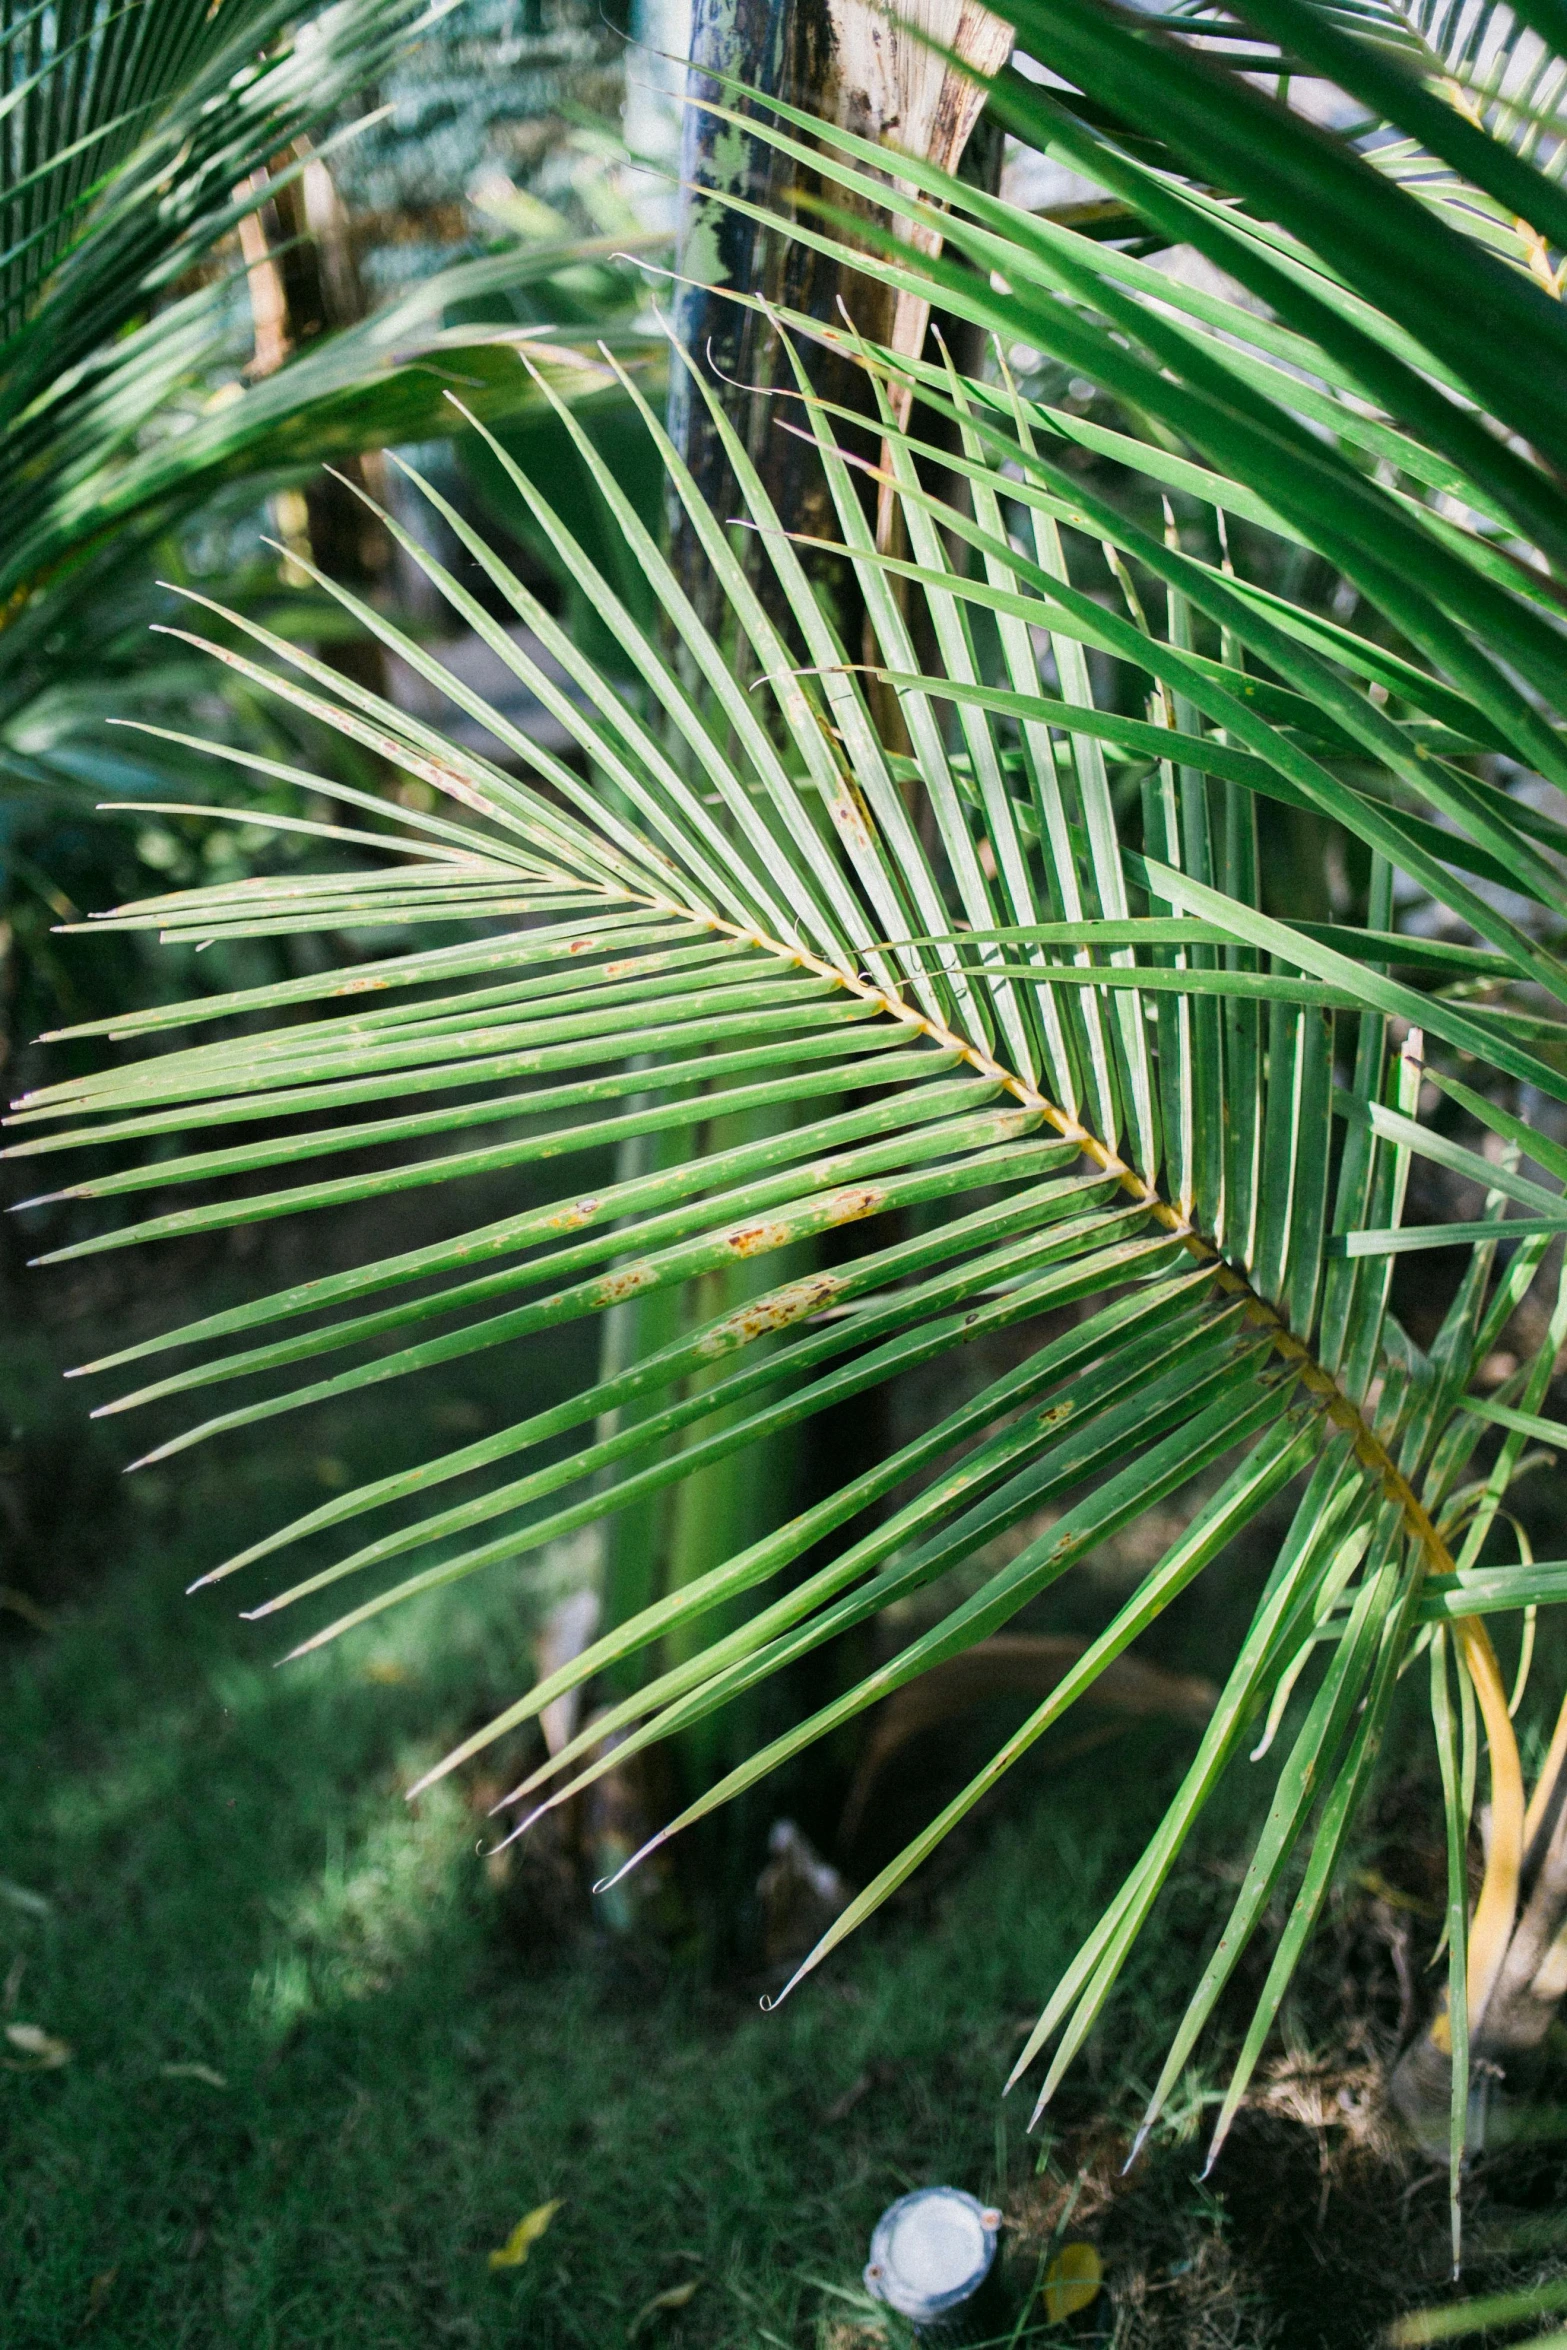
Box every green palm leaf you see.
[18,0,1567,2218]
[0,0,664,867]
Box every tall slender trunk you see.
[591,2,1010,1938]
[239,147,392,703]
[668,0,1010,620]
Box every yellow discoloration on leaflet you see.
[725,1184,886,1259]
[628,2279,702,2336]
[1043,2244,1102,2322]
[597,1264,656,1305]
[697,1272,845,1354]
[987,1108,1045,1141]
[547,1198,600,1231]
[1456,1616,1525,2033]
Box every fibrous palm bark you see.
[669,0,1010,617]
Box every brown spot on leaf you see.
[597,1264,655,1304]
[547,1198,600,1231]
[824,1183,886,1227]
[424,761,499,818]
[726,1221,792,1258]
[702,1272,845,1352]
[824,781,876,857]
[725,1185,885,1258]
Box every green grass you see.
[5,1265,1566,2349]
[0,1520,1152,2349]
[0,1308,1175,2350]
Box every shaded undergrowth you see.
[5,1267,1567,2347]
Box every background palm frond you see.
[0,0,667,1073]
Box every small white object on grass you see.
[863,2186,1001,2325]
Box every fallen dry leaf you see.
[1044,2241,1103,2322]
[160,2062,229,2089]
[628,2278,702,2337]
[4,2021,71,2069]
[840,1636,1213,1847]
[487,2198,562,2270]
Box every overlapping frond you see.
[17,0,1567,2200]
[1164,0,1567,279]
[0,0,663,771]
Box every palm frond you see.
[0,0,665,1085]
[0,0,665,812]
[19,0,1567,2199]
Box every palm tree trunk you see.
[591,0,1012,1932]
[668,0,1011,620]
[238,145,392,703]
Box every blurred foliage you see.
[0,0,667,1075]
[329,0,639,297]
